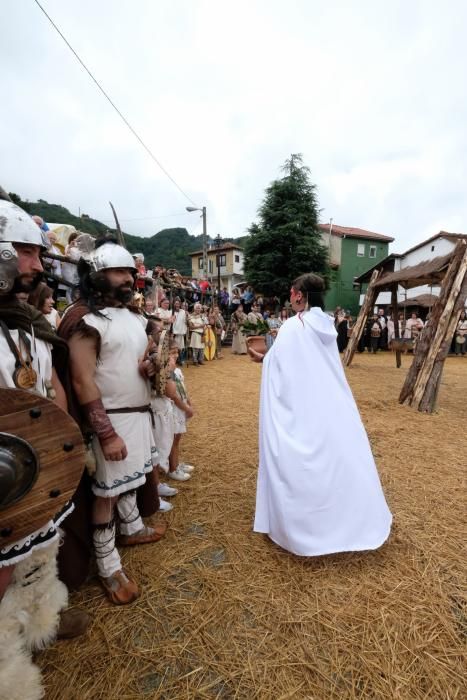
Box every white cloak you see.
[254,307,392,556]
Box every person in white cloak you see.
[248,273,392,556]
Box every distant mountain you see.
[9,193,248,275]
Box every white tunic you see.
[0,327,72,566]
[189,314,205,349]
[254,308,392,556]
[150,395,175,471]
[83,308,156,497]
[173,309,188,350]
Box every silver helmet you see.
[0,243,19,295]
[0,200,47,296]
[90,242,137,272]
[0,200,48,248]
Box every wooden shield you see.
[203,327,216,361]
[0,388,85,547]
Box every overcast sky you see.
[2,0,466,251]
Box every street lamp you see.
[214,233,222,305]
[186,206,207,282]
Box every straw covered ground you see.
[40,352,466,699]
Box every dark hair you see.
[95,232,119,248]
[28,282,53,312]
[68,231,79,244]
[77,257,139,317]
[292,273,325,310]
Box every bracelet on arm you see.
[81,398,118,444]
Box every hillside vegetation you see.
[9,193,247,275]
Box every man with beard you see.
[0,199,88,700]
[59,237,166,605]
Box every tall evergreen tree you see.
[244,154,329,301]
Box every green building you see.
[318,224,394,315]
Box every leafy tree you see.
[244,154,329,301]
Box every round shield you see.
[0,388,85,547]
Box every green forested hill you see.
[9,193,247,275]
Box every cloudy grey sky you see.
[1,0,466,251]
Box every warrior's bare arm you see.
[68,334,101,403]
[68,333,127,461]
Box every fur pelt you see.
[0,540,68,700]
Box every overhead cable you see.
[33,0,197,206]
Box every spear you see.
[109,201,126,248]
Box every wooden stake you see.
[418,251,467,412]
[391,285,401,368]
[399,241,467,409]
[343,269,380,367]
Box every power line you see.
[98,212,193,223]
[33,0,197,207]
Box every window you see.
[357,243,365,257]
[208,259,213,273]
[369,245,377,258]
[198,257,203,269]
[235,254,240,263]
[218,253,226,267]
[431,245,435,252]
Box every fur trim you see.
[5,539,68,651]
[0,627,44,700]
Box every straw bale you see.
[39,352,466,699]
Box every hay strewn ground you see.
[40,352,466,699]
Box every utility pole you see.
[202,206,208,280]
[186,205,208,280]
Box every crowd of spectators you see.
[333,305,466,356]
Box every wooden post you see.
[399,241,467,409]
[391,284,401,368]
[419,268,467,412]
[416,246,467,412]
[343,269,380,367]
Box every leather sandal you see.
[100,570,139,605]
[119,522,167,546]
[56,608,91,639]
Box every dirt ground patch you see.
[40,352,466,699]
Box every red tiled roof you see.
[318,223,394,242]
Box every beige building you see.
[189,243,244,293]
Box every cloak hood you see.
[302,307,337,346]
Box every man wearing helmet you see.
[0,199,87,700]
[59,236,166,605]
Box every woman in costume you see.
[248,273,392,557]
[172,297,188,364]
[28,282,61,330]
[189,302,206,365]
[230,304,248,355]
[247,302,263,326]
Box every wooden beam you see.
[342,269,380,367]
[399,241,467,409]
[391,285,401,368]
[419,268,467,413]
